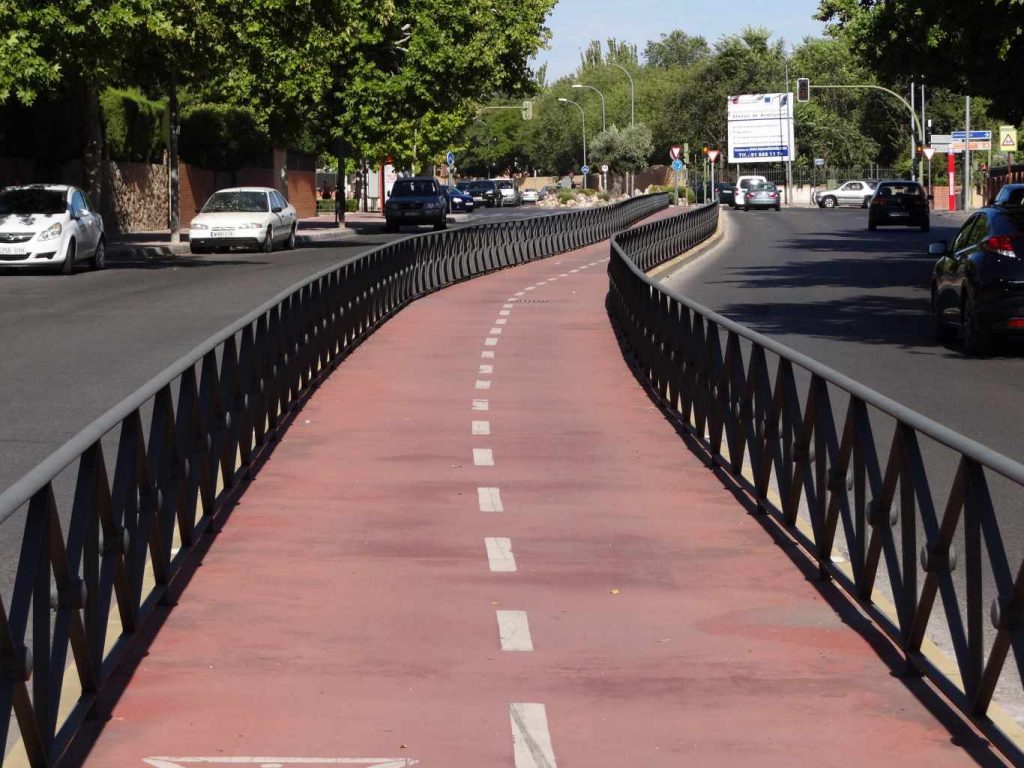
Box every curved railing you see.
[608,202,1024,763]
[0,192,669,767]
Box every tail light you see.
[769,192,778,198]
[982,235,1017,257]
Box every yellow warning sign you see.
[1000,125,1018,153]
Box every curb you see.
[107,226,358,261]
[647,206,729,281]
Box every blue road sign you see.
[671,158,683,172]
[951,130,992,140]
[446,151,455,166]
[580,164,590,175]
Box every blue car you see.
[443,185,476,214]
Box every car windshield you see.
[202,191,269,213]
[464,181,492,192]
[391,179,438,196]
[876,183,924,199]
[996,186,1024,205]
[0,188,66,215]
[752,183,776,191]
[497,180,514,189]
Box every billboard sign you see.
[727,93,794,164]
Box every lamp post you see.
[610,63,635,127]
[558,97,588,188]
[782,46,795,206]
[572,83,606,132]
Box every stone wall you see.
[102,161,168,233]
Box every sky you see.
[533,0,826,81]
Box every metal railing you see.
[607,201,1024,762]
[0,192,669,767]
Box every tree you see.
[816,0,1024,120]
[644,31,710,69]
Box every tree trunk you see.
[168,77,181,243]
[82,83,103,212]
[335,145,346,226]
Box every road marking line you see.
[495,319,508,326]
[485,337,499,346]
[479,364,494,374]
[481,351,495,359]
[489,328,503,335]
[559,273,568,277]
[510,703,557,768]
[525,286,535,291]
[475,379,491,390]
[515,291,525,296]
[472,420,491,435]
[569,269,579,273]
[473,448,494,466]
[500,310,511,316]
[142,760,419,766]
[485,537,517,572]
[497,610,533,651]
[503,304,514,309]
[536,280,547,285]
[472,399,489,411]
[477,487,504,512]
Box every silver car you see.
[814,180,877,208]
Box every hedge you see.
[101,88,168,163]
[179,104,270,170]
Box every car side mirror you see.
[271,205,283,213]
[927,241,947,256]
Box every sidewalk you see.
[106,214,380,260]
[69,219,998,766]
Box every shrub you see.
[101,88,168,163]
[598,191,611,201]
[346,197,358,212]
[579,187,598,197]
[557,189,575,204]
[179,104,270,170]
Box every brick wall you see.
[287,170,316,218]
[180,163,216,223]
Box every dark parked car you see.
[458,179,502,208]
[715,182,735,206]
[989,183,1024,206]
[931,204,1024,354]
[442,185,475,213]
[868,180,930,231]
[384,177,448,231]
[741,182,781,211]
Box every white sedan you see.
[189,187,298,254]
[521,188,539,203]
[0,184,106,274]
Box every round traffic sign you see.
[446,151,455,166]
[601,164,609,173]
[581,164,590,175]
[671,159,683,172]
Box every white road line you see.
[510,703,557,768]
[503,304,514,309]
[481,350,495,359]
[515,291,525,296]
[525,286,536,291]
[569,269,579,273]
[475,379,492,390]
[536,280,547,285]
[473,448,494,466]
[500,310,511,316]
[495,318,508,325]
[479,364,494,374]
[472,420,491,435]
[472,399,489,411]
[497,610,533,651]
[559,273,568,277]
[477,487,504,512]
[485,337,499,346]
[485,537,517,572]
[489,328,503,335]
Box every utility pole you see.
[964,95,972,212]
[910,79,916,182]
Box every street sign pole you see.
[947,152,956,212]
[674,169,680,207]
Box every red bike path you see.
[71,214,1000,767]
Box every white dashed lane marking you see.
[477,487,504,512]
[510,703,558,768]
[489,328,503,335]
[500,310,511,316]
[479,364,494,374]
[473,448,494,466]
[472,420,490,435]
[485,338,499,346]
[503,304,514,309]
[485,537,517,572]
[475,379,492,390]
[481,351,495,359]
[472,399,489,411]
[497,610,534,651]
[495,319,508,325]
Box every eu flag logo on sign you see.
[763,96,771,103]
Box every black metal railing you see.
[0,192,669,767]
[608,202,1024,762]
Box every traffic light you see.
[915,144,924,156]
[796,77,810,103]
[702,146,708,155]
[521,100,533,120]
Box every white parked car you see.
[813,180,878,208]
[493,178,521,206]
[189,187,298,254]
[521,188,539,203]
[0,184,105,274]
[731,175,768,209]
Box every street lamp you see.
[782,45,795,205]
[572,83,606,132]
[558,97,588,188]
[609,63,635,127]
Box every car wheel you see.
[962,292,991,356]
[743,205,749,212]
[821,196,837,208]
[261,227,273,253]
[286,226,296,250]
[775,205,781,212]
[932,287,955,343]
[384,219,397,232]
[90,237,106,270]
[61,238,76,276]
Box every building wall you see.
[287,171,316,218]
[102,161,168,232]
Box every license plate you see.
[0,245,25,255]
[473,196,483,202]
[889,212,909,217]
[211,230,235,238]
